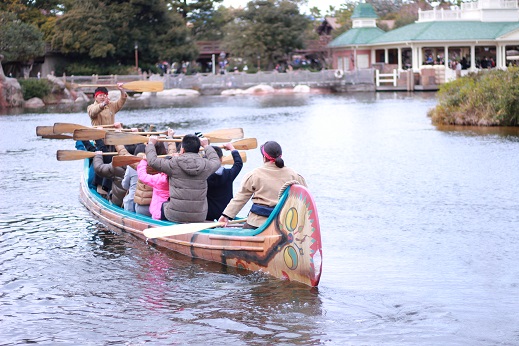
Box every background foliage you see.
[222,0,310,70]
[0,11,45,63]
[1,0,427,76]
[18,78,52,100]
[428,68,519,126]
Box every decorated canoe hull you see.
[79,160,322,286]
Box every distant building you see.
[329,0,519,76]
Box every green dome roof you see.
[351,3,378,19]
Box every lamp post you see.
[134,43,138,72]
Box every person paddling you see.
[218,141,307,229]
[145,134,220,223]
[205,142,243,221]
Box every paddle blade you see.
[112,155,143,167]
[53,123,90,134]
[228,138,257,150]
[222,151,246,165]
[57,150,95,161]
[36,126,55,136]
[73,128,106,140]
[105,132,148,145]
[123,81,164,92]
[204,128,244,140]
[206,136,233,143]
[143,222,224,239]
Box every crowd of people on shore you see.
[78,84,307,229]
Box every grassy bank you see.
[428,67,519,126]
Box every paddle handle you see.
[157,138,183,142]
[77,84,120,88]
[228,219,245,224]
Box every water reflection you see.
[1,92,519,345]
[436,123,519,140]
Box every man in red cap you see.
[87,82,128,126]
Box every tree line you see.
[0,0,429,77]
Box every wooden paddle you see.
[102,131,175,145]
[73,128,167,141]
[161,128,244,142]
[202,128,244,141]
[41,134,74,139]
[112,151,246,167]
[75,81,164,92]
[222,151,247,165]
[160,138,256,150]
[112,155,144,167]
[143,219,245,239]
[222,138,257,150]
[73,128,110,141]
[36,126,55,136]
[104,128,244,145]
[56,150,118,161]
[53,122,117,134]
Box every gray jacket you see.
[93,155,127,207]
[146,144,220,223]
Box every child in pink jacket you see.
[136,159,170,220]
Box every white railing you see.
[61,70,378,91]
[418,8,462,22]
[420,0,518,21]
[375,69,397,87]
[464,0,519,9]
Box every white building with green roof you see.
[328,0,519,84]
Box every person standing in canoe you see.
[205,143,243,221]
[218,141,307,229]
[145,134,221,223]
[87,83,127,126]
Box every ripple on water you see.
[2,94,519,345]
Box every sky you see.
[220,0,343,16]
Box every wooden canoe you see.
[78,160,322,287]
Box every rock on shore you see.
[221,84,311,96]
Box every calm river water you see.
[1,92,518,345]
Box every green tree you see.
[51,2,115,59]
[0,11,45,78]
[167,0,222,18]
[332,2,356,38]
[367,0,403,19]
[221,0,310,70]
[308,6,321,18]
[151,11,199,64]
[192,4,235,41]
[51,0,198,73]
[166,0,227,40]
[0,0,72,42]
[392,0,428,30]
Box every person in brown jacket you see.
[87,83,127,126]
[146,134,220,223]
[218,140,307,229]
[134,176,153,216]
